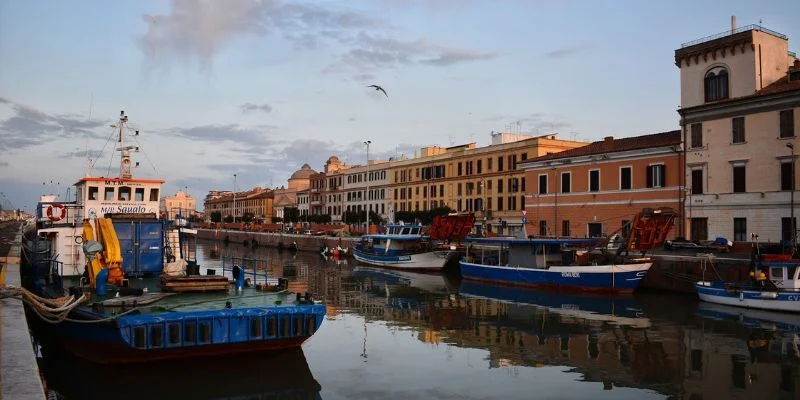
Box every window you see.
[135,188,145,201]
[538,175,547,194]
[488,157,493,170]
[457,163,462,176]
[498,157,504,172]
[691,169,704,194]
[589,170,600,192]
[733,218,747,242]
[646,165,665,188]
[621,220,631,238]
[781,109,795,138]
[782,161,795,191]
[561,172,571,193]
[620,167,632,190]
[496,197,503,211]
[497,179,503,194]
[588,223,602,238]
[104,187,115,201]
[704,68,729,102]
[562,220,570,237]
[782,217,796,241]
[149,188,159,201]
[477,159,482,174]
[118,186,131,201]
[732,165,746,193]
[732,117,745,143]
[691,123,703,148]
[539,220,547,236]
[88,186,99,200]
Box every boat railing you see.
[220,256,277,285]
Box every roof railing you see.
[681,24,787,48]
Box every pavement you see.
[1,222,46,400]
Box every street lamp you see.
[233,173,237,224]
[787,142,795,251]
[364,140,371,229]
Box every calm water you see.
[39,240,800,400]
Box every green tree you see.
[284,207,300,223]
[210,211,222,223]
[242,212,255,223]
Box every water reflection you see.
[43,239,800,399]
[197,240,800,399]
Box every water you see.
[38,240,800,400]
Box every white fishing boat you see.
[353,223,450,270]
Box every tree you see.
[210,211,222,223]
[223,215,234,223]
[284,207,300,223]
[273,216,283,223]
[242,212,255,223]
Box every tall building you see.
[273,163,317,220]
[322,156,350,222]
[388,132,587,235]
[342,159,392,222]
[520,131,682,238]
[675,20,799,242]
[160,189,196,219]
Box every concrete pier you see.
[0,223,46,400]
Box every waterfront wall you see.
[197,229,359,253]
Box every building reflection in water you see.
[199,241,800,400]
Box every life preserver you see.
[46,203,66,222]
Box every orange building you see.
[520,131,683,238]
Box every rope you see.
[1,286,89,323]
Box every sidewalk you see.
[1,233,46,400]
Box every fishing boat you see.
[19,111,325,363]
[695,253,800,313]
[459,207,676,294]
[352,213,474,270]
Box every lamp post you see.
[233,173,237,224]
[364,140,371,229]
[787,143,796,251]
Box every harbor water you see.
[36,239,800,400]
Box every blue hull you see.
[459,261,651,294]
[29,304,326,363]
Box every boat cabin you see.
[763,262,800,291]
[463,237,599,269]
[359,223,427,256]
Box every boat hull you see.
[459,261,652,294]
[27,304,326,364]
[695,281,800,313]
[353,249,448,270]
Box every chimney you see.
[731,15,737,34]
[604,136,614,142]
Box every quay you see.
[196,228,359,251]
[0,221,46,400]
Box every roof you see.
[289,163,317,180]
[521,130,681,164]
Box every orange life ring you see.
[46,203,66,222]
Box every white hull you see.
[352,250,449,270]
[697,292,800,313]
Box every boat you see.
[458,280,651,328]
[352,266,456,295]
[352,213,474,270]
[459,207,677,294]
[695,302,800,334]
[19,111,325,363]
[695,253,800,313]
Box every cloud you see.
[0,161,8,167]
[57,150,104,159]
[240,102,273,114]
[0,99,106,153]
[166,123,277,156]
[487,112,570,134]
[544,45,588,59]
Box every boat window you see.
[135,188,145,201]
[104,187,115,201]
[789,266,799,280]
[402,227,410,235]
[770,267,785,280]
[88,186,99,200]
[118,186,132,201]
[149,188,159,201]
[410,227,419,235]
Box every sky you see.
[1,0,799,212]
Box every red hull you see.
[461,276,635,295]
[60,337,311,364]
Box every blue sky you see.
[1,0,798,212]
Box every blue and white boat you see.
[459,237,653,294]
[353,223,453,270]
[696,255,800,313]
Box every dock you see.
[0,221,46,400]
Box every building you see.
[202,187,274,223]
[388,132,587,236]
[273,163,317,220]
[342,159,392,223]
[322,156,350,222]
[520,131,682,238]
[675,21,800,242]
[160,189,196,219]
[309,172,326,216]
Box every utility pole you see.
[233,173,237,224]
[364,140,371,230]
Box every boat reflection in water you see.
[39,347,321,400]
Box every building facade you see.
[342,160,392,222]
[203,187,274,222]
[520,131,683,238]
[388,132,587,235]
[160,189,197,219]
[675,23,800,242]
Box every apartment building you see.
[160,189,196,219]
[388,132,587,235]
[342,159,392,221]
[322,156,350,221]
[520,131,682,238]
[675,22,800,242]
[203,187,274,222]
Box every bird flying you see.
[367,84,388,97]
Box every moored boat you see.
[459,207,677,294]
[19,111,326,363]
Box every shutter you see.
[660,164,666,187]
[646,166,653,188]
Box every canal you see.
[37,239,800,399]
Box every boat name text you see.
[561,272,580,278]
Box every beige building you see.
[203,187,274,222]
[388,132,587,235]
[343,159,392,223]
[160,189,197,219]
[321,156,351,222]
[675,22,800,242]
[273,163,317,220]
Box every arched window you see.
[704,68,729,102]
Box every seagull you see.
[367,84,388,97]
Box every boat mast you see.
[116,110,136,179]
